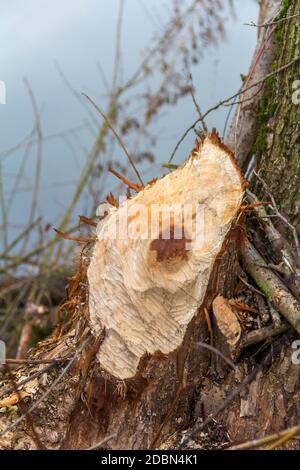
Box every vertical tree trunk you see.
[1,0,300,451]
[252,0,300,234]
[210,0,300,447]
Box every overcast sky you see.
[0,0,259,248]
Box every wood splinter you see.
[108,164,142,193]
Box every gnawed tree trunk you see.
[87,133,245,380]
[0,132,246,450]
[1,0,300,451]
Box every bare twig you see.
[108,164,142,193]
[0,362,58,399]
[53,228,94,243]
[169,57,300,162]
[111,0,125,93]
[83,94,144,188]
[23,78,43,252]
[79,215,97,228]
[245,241,300,334]
[197,341,236,370]
[0,164,8,251]
[4,358,63,365]
[239,324,289,350]
[189,74,208,133]
[3,363,46,450]
[238,275,266,297]
[244,12,300,28]
[54,61,99,129]
[228,424,300,450]
[254,171,300,257]
[0,339,89,438]
[0,218,41,258]
[266,425,300,450]
[86,433,118,450]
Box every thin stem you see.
[83,94,144,187]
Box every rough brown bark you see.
[214,0,300,448]
[225,0,281,169]
[1,0,300,451]
[0,134,245,450]
[251,0,300,235]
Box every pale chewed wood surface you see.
[88,130,246,379]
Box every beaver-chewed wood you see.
[87,130,246,379]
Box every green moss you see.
[275,0,291,45]
[252,0,293,156]
[252,88,276,154]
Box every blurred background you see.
[0,0,259,353]
[1,0,258,251]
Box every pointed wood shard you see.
[87,130,246,379]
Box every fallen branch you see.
[244,241,300,334]
[86,433,118,450]
[239,323,289,350]
[228,423,300,450]
[244,12,300,28]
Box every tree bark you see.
[212,0,300,448]
[225,0,281,169]
[251,0,300,235]
[0,133,245,450]
[1,0,300,451]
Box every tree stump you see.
[0,131,246,450]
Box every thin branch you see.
[0,163,8,251]
[245,241,300,334]
[23,78,43,252]
[54,61,99,129]
[111,0,125,93]
[4,358,63,365]
[189,74,208,133]
[0,218,41,258]
[266,425,300,450]
[86,433,118,450]
[53,228,94,243]
[3,363,46,450]
[79,215,97,228]
[83,93,144,187]
[108,164,142,192]
[238,274,266,297]
[254,171,300,257]
[228,424,300,450]
[0,339,89,439]
[244,12,300,28]
[197,341,236,370]
[169,57,300,162]
[0,362,58,399]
